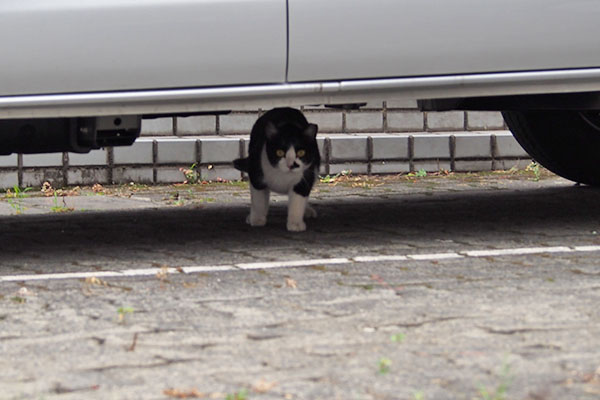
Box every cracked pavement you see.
[1,172,600,400]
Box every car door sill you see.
[2,68,600,119]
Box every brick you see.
[454,134,492,158]
[201,138,241,164]
[371,161,410,174]
[467,112,505,130]
[67,168,109,185]
[413,135,450,159]
[387,111,424,132]
[494,158,532,171]
[68,149,108,166]
[385,99,419,109]
[371,135,409,160]
[156,167,187,184]
[113,140,153,165]
[201,166,241,182]
[317,138,326,160]
[329,136,368,161]
[219,113,258,135]
[413,160,451,173]
[304,112,343,133]
[177,115,216,136]
[0,154,18,167]
[156,139,197,164]
[345,111,383,133]
[242,139,250,158]
[140,118,173,136]
[22,153,63,167]
[0,171,18,189]
[427,111,465,131]
[22,169,64,188]
[495,134,529,158]
[454,160,493,172]
[112,167,154,184]
[329,163,368,175]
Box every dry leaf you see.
[17,287,34,296]
[85,277,108,286]
[253,379,276,393]
[41,181,54,196]
[285,278,297,289]
[156,266,170,280]
[163,388,205,398]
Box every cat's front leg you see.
[287,191,308,232]
[247,185,270,226]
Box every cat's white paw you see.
[287,219,306,232]
[246,213,267,227]
[304,205,317,219]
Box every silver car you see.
[1,0,600,184]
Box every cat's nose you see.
[290,162,300,170]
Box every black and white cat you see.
[233,107,320,232]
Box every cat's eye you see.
[276,149,285,157]
[296,149,306,157]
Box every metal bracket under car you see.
[0,115,141,155]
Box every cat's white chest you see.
[260,147,303,194]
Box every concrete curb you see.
[0,131,531,189]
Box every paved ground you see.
[1,171,599,400]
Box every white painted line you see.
[2,245,600,284]
[235,258,350,270]
[407,252,463,261]
[463,246,572,258]
[574,245,600,252]
[182,265,236,273]
[354,255,408,262]
[0,270,122,282]
[0,266,236,282]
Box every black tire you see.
[502,110,600,186]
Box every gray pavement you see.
[1,172,600,400]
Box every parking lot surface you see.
[1,172,599,400]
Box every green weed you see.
[50,192,74,213]
[407,169,428,178]
[5,186,33,214]
[117,307,134,323]
[378,358,392,374]
[478,361,512,400]
[225,389,248,400]
[10,296,26,304]
[319,170,351,184]
[390,333,406,343]
[525,161,541,181]
[413,391,425,400]
[180,163,200,184]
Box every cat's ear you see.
[304,123,318,139]
[265,121,278,139]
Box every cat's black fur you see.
[233,107,320,196]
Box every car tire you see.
[502,110,600,186]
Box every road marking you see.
[353,255,408,262]
[236,258,349,270]
[407,252,463,261]
[462,246,572,257]
[0,245,597,283]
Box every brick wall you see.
[139,101,507,137]
[0,101,528,189]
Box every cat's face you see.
[265,122,318,173]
